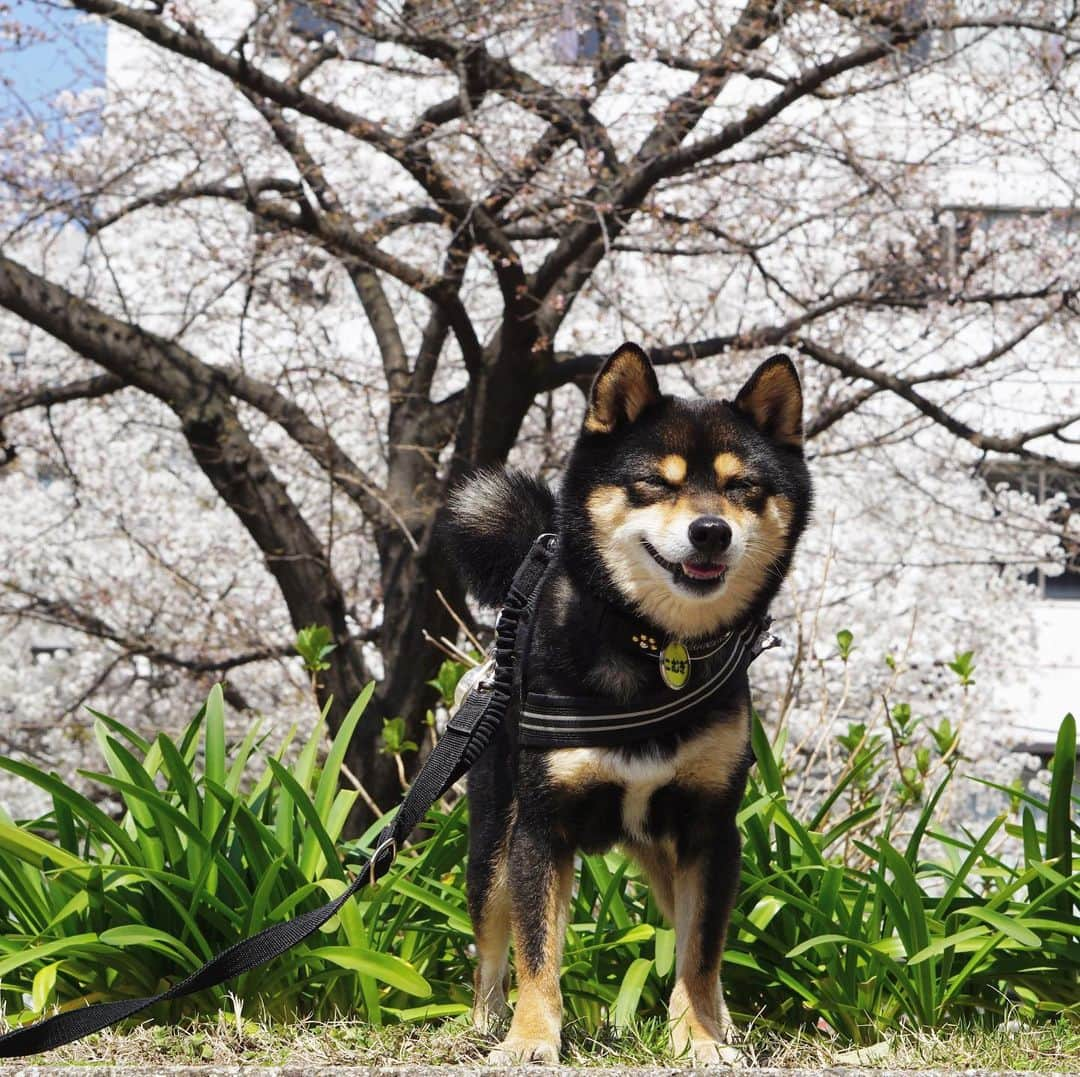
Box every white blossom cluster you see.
[0,0,1077,829]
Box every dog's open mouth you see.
[642,540,728,590]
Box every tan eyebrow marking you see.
[713,452,746,483]
[586,485,629,530]
[657,454,687,484]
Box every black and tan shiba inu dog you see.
[444,343,811,1063]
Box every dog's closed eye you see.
[637,474,674,489]
[724,477,762,494]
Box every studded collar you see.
[587,592,742,661]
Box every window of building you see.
[264,2,375,61]
[30,645,73,665]
[983,461,1080,600]
[289,3,340,38]
[935,205,1080,277]
[896,0,957,70]
[1038,34,1066,81]
[900,0,932,68]
[553,2,625,65]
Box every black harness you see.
[0,534,776,1058]
[520,619,767,747]
[512,536,777,748]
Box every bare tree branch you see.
[219,367,419,548]
[0,373,126,417]
[6,590,294,673]
[797,336,1080,469]
[0,250,371,720]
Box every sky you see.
[2,1,106,118]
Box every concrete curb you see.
[2,1068,1075,1075]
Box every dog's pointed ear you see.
[584,342,661,434]
[733,354,804,450]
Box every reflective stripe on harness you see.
[518,619,775,748]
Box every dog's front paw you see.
[671,1011,744,1068]
[487,1035,560,1065]
[688,1038,745,1067]
[472,998,511,1035]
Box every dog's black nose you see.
[688,516,732,553]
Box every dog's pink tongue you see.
[682,562,726,580]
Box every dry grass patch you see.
[7,1009,1079,1070]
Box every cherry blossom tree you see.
[1,0,1077,818]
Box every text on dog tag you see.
[660,641,691,690]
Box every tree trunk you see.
[355,534,464,813]
[349,342,542,818]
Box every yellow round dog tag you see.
[660,641,691,690]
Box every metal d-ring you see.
[368,834,398,886]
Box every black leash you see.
[0,535,558,1059]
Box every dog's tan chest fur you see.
[543,714,749,840]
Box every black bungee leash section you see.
[0,534,559,1059]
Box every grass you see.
[15,1010,1080,1069]
[1,674,1078,1060]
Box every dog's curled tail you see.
[443,468,556,607]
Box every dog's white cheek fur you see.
[588,490,772,637]
[596,506,767,637]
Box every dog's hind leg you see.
[489,816,574,1064]
[628,840,676,922]
[667,822,743,1066]
[468,844,512,1033]
[467,745,515,1033]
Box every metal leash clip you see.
[453,654,497,710]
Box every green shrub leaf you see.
[306,946,431,997]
